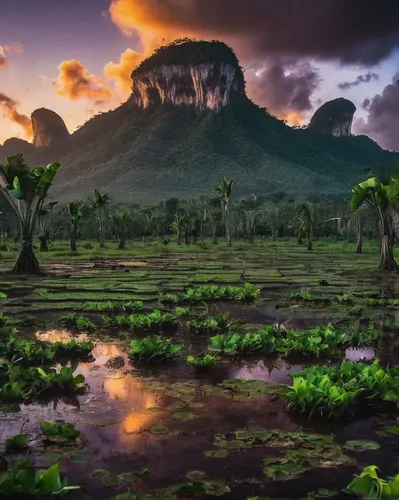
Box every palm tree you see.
[112,208,131,249]
[215,178,234,247]
[294,203,315,251]
[0,154,61,274]
[351,176,399,271]
[68,200,84,251]
[91,189,110,248]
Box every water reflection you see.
[229,359,305,385]
[345,347,376,362]
[35,329,90,343]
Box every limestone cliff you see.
[131,40,245,112]
[31,108,70,148]
[308,98,356,137]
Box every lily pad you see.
[387,426,399,436]
[204,450,229,458]
[69,453,90,463]
[185,471,206,482]
[173,412,194,420]
[344,440,380,451]
[39,451,63,462]
[149,425,169,435]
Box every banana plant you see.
[351,175,399,271]
[112,208,132,249]
[0,154,61,274]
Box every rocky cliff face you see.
[308,98,356,137]
[31,108,70,148]
[131,40,245,112]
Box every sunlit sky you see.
[1,0,398,148]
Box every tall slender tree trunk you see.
[356,219,364,254]
[226,199,232,247]
[118,238,125,249]
[176,229,182,245]
[12,237,41,275]
[212,224,218,244]
[70,221,77,251]
[307,225,313,251]
[297,232,303,245]
[39,235,48,252]
[99,210,105,248]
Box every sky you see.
[1,0,399,150]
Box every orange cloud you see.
[0,93,33,139]
[283,111,306,127]
[104,48,144,94]
[109,0,189,52]
[0,47,10,69]
[54,60,113,104]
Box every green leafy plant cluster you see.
[129,335,182,362]
[1,330,94,363]
[289,290,331,304]
[159,283,260,304]
[347,465,399,499]
[102,310,177,330]
[40,420,80,442]
[79,300,143,312]
[0,461,79,498]
[186,354,216,368]
[57,313,95,330]
[186,313,231,334]
[210,323,379,357]
[285,360,399,418]
[0,361,86,402]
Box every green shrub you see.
[159,283,260,304]
[129,336,182,362]
[102,310,177,330]
[285,361,399,418]
[57,313,95,330]
[5,434,29,451]
[187,354,216,368]
[80,300,143,312]
[0,461,79,498]
[40,421,79,441]
[347,465,399,499]
[187,313,231,334]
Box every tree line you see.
[0,154,396,274]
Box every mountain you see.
[1,39,398,202]
[308,98,356,137]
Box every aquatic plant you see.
[159,283,260,304]
[129,335,182,362]
[0,461,79,498]
[347,465,399,499]
[80,300,143,312]
[187,313,231,334]
[289,290,331,304]
[2,332,94,363]
[210,323,379,357]
[57,313,96,330]
[187,354,216,368]
[40,421,79,441]
[5,433,29,451]
[285,361,399,418]
[102,310,177,330]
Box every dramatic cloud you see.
[355,74,399,151]
[54,60,113,104]
[247,59,321,123]
[104,48,144,93]
[338,72,379,90]
[0,47,10,69]
[109,0,399,65]
[0,93,33,138]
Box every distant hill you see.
[1,39,398,202]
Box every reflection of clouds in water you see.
[345,348,375,362]
[35,329,89,343]
[104,375,159,434]
[230,359,304,385]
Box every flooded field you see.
[0,243,399,499]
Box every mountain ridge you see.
[0,39,397,202]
